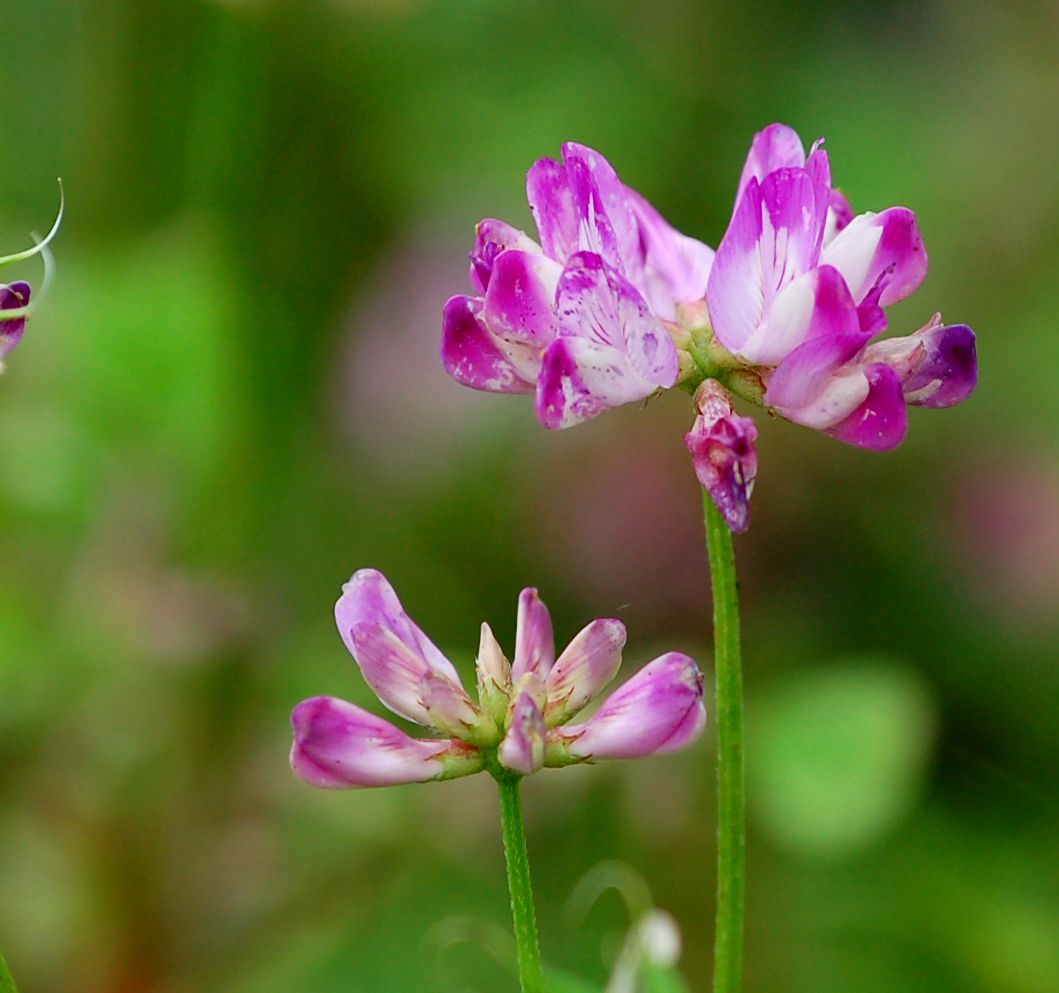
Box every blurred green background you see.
[2,0,1058,991]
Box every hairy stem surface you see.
[704,494,746,993]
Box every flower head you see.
[290,570,706,788]
[442,144,714,429]
[0,281,32,369]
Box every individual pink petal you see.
[735,123,806,204]
[819,207,928,320]
[527,156,578,262]
[556,252,678,386]
[560,653,706,760]
[0,281,31,360]
[544,617,626,726]
[418,670,486,739]
[825,362,909,450]
[469,220,540,294]
[864,319,978,409]
[707,169,825,358]
[626,189,714,320]
[290,696,461,789]
[441,295,534,395]
[740,264,860,366]
[765,329,873,419]
[684,381,759,534]
[498,692,546,776]
[824,189,854,246]
[511,587,555,682]
[563,151,623,271]
[535,336,657,430]
[480,249,561,381]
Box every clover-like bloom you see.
[290,570,706,788]
[0,281,32,368]
[707,123,977,452]
[442,143,714,429]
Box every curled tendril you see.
[0,179,63,326]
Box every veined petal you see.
[0,281,31,359]
[441,295,534,395]
[527,156,577,262]
[735,123,806,204]
[556,252,678,385]
[469,220,540,294]
[418,670,489,741]
[481,249,561,380]
[535,336,656,430]
[512,587,555,682]
[740,264,860,366]
[557,653,706,761]
[290,696,479,789]
[684,381,759,534]
[825,362,908,451]
[708,169,825,358]
[820,207,927,320]
[544,617,626,727]
[864,319,978,408]
[564,150,623,270]
[498,692,546,776]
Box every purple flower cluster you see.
[0,281,32,370]
[291,570,705,789]
[442,125,978,533]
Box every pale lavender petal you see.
[556,252,678,385]
[290,696,453,789]
[864,320,978,408]
[684,381,759,534]
[825,362,909,451]
[469,219,540,294]
[766,329,873,418]
[820,207,928,321]
[740,264,860,366]
[441,295,534,395]
[476,622,511,693]
[560,653,706,760]
[512,587,555,682]
[481,249,561,381]
[527,156,577,262]
[626,189,714,320]
[498,692,546,776]
[0,281,31,359]
[735,123,806,203]
[418,670,486,740]
[544,617,626,726]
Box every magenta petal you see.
[0,281,32,359]
[441,295,534,395]
[563,151,623,270]
[685,382,759,534]
[557,252,678,385]
[865,321,978,409]
[482,249,560,356]
[562,653,706,760]
[825,362,909,450]
[544,617,627,725]
[527,156,577,262]
[735,123,806,204]
[498,692,546,776]
[469,219,540,294]
[824,189,854,246]
[511,588,556,682]
[820,207,928,316]
[766,329,872,417]
[290,697,451,789]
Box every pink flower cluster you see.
[441,125,978,533]
[291,570,705,789]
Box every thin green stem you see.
[1,952,19,993]
[495,772,543,993]
[703,494,746,993]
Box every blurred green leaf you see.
[748,660,936,858]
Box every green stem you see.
[1,952,19,993]
[495,772,543,993]
[703,494,746,993]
